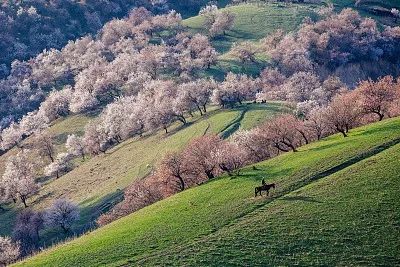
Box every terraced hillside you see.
[15,117,400,266]
[0,103,288,237]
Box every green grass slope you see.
[16,117,400,266]
[0,103,287,237]
[143,141,400,266]
[183,1,400,79]
[183,3,315,53]
[0,113,93,237]
[183,3,316,78]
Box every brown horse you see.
[255,183,275,197]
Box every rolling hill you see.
[15,117,400,266]
[182,1,400,79]
[0,103,289,239]
[183,3,317,78]
[2,1,400,264]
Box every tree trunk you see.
[345,124,350,133]
[203,105,207,113]
[219,164,232,176]
[289,144,298,152]
[197,105,203,116]
[21,195,28,208]
[177,116,187,125]
[164,127,168,134]
[336,126,348,137]
[205,170,215,180]
[376,112,384,121]
[298,130,309,144]
[177,176,185,191]
[282,140,298,152]
[275,144,290,152]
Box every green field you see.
[0,103,287,238]
[15,117,400,266]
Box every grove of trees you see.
[0,0,167,76]
[1,5,400,263]
[98,74,400,225]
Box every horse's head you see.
[272,183,276,189]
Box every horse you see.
[255,183,275,197]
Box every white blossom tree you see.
[1,150,38,207]
[83,121,108,155]
[0,236,20,266]
[200,5,235,37]
[66,134,86,160]
[1,123,23,150]
[212,72,257,107]
[44,153,73,178]
[19,111,49,136]
[38,86,72,121]
[33,131,56,163]
[281,72,321,103]
[231,41,258,64]
[213,141,246,176]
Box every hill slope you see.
[15,117,400,266]
[183,1,400,79]
[183,3,316,78]
[0,103,288,237]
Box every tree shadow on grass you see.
[78,189,124,231]
[31,192,53,206]
[232,166,294,183]
[38,189,124,248]
[280,196,322,203]
[219,107,248,139]
[165,121,194,137]
[307,141,343,152]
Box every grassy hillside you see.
[0,113,93,238]
[183,3,316,78]
[0,103,288,237]
[183,1,400,79]
[183,3,316,53]
[168,0,230,18]
[142,141,400,266]
[331,0,400,26]
[16,117,400,266]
